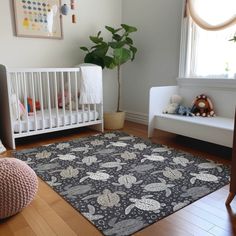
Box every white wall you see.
[122,0,183,122]
[0,1,184,115]
[0,0,122,111]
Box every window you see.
[181,0,236,79]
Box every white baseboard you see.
[125,110,148,125]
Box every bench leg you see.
[225,192,236,205]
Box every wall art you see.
[13,0,63,39]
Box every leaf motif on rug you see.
[82,204,104,221]
[151,167,184,180]
[141,154,165,163]
[142,178,175,197]
[80,170,111,183]
[56,142,70,150]
[189,171,220,184]
[61,184,93,198]
[50,154,77,162]
[104,217,148,236]
[59,166,80,179]
[125,195,166,215]
[112,174,143,189]
[170,156,194,166]
[83,189,126,210]
[100,158,126,171]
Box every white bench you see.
[148,83,235,148]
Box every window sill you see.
[177,77,236,90]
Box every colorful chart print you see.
[13,0,62,39]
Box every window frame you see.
[178,1,236,86]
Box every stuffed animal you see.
[191,94,215,117]
[163,94,183,114]
[58,91,78,110]
[11,94,27,120]
[176,105,194,116]
[27,97,41,112]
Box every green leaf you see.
[126,37,133,45]
[121,24,137,33]
[80,46,89,52]
[97,31,101,37]
[105,26,115,34]
[91,42,108,50]
[91,45,99,49]
[104,56,116,69]
[113,48,132,65]
[84,53,105,69]
[130,46,137,60]
[89,36,103,44]
[108,41,127,49]
[105,26,122,34]
[92,44,109,57]
[112,34,122,42]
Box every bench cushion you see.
[157,114,234,131]
[155,114,234,147]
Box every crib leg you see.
[4,132,15,150]
[90,123,104,132]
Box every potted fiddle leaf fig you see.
[80,24,137,129]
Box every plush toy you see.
[11,94,27,120]
[58,90,79,110]
[27,97,41,112]
[176,105,194,116]
[191,94,215,117]
[163,94,183,114]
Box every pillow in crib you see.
[11,94,27,121]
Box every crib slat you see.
[23,72,29,133]
[61,72,66,126]
[94,104,97,121]
[15,73,22,134]
[88,104,91,121]
[46,72,52,129]
[54,72,59,127]
[68,72,72,125]
[39,72,45,130]
[75,71,79,124]
[82,104,85,123]
[31,72,38,131]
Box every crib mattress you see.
[13,109,100,133]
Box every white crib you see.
[0,64,103,149]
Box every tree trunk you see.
[117,65,121,112]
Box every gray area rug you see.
[14,131,230,236]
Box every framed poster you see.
[13,0,63,39]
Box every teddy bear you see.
[191,94,215,117]
[176,105,194,116]
[58,91,78,110]
[58,82,80,110]
[163,94,183,114]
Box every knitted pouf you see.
[0,158,38,219]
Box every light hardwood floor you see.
[0,121,235,236]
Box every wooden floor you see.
[0,121,235,236]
